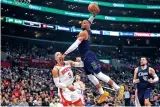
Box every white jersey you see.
[74,81,84,95]
[55,61,81,104]
[55,61,74,86]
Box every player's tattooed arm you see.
[148,67,159,83]
[133,67,140,84]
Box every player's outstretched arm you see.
[52,67,67,88]
[64,31,87,56]
[148,67,159,83]
[88,14,96,24]
[69,60,84,68]
[133,68,140,84]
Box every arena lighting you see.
[4,16,160,37]
[64,0,160,9]
[1,0,160,23]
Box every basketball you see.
[88,3,100,14]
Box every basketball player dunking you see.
[133,57,159,106]
[62,9,124,103]
[52,52,84,106]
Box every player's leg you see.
[144,88,152,106]
[88,60,124,100]
[83,55,109,103]
[59,88,72,106]
[87,74,109,103]
[71,91,84,106]
[137,89,145,106]
[135,89,141,107]
[95,72,124,100]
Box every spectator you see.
[42,97,49,106]
[130,97,135,106]
[33,96,39,106]
[124,86,130,106]
[28,96,34,106]
[37,97,42,106]
[1,97,7,106]
[52,98,63,107]
[85,97,94,106]
[12,85,22,99]
[49,98,56,107]
[49,87,55,98]
[10,98,19,106]
[19,97,29,106]
[4,94,10,106]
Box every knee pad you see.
[87,74,99,86]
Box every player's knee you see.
[95,72,111,83]
[144,100,151,106]
[87,74,99,86]
[108,79,114,85]
[96,83,102,88]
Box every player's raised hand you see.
[133,79,140,83]
[67,85,76,91]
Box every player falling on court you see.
[133,57,159,106]
[62,3,124,103]
[52,52,84,106]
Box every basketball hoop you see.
[14,0,31,4]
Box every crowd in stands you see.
[1,38,160,106]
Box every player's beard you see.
[141,63,145,66]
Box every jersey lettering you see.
[61,67,70,75]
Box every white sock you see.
[112,82,120,91]
[98,87,104,95]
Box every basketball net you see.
[14,0,31,4]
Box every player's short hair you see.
[75,73,80,76]
[82,20,91,25]
[54,52,61,60]
[141,56,147,60]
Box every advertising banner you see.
[134,32,151,37]
[24,20,41,28]
[119,32,134,36]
